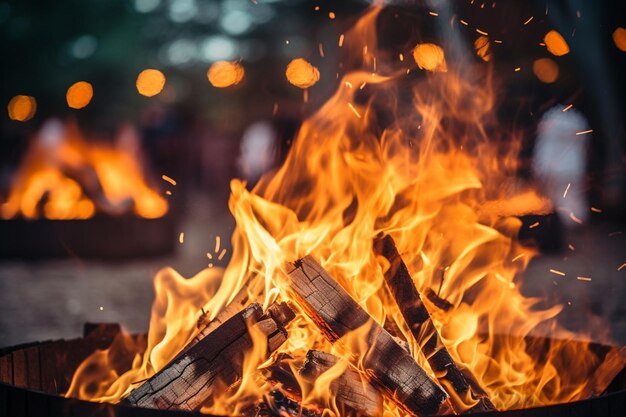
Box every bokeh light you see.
[285,58,320,89]
[66,81,94,109]
[7,95,37,122]
[207,61,245,88]
[136,69,166,97]
[544,30,569,56]
[412,43,448,72]
[533,58,559,83]
[613,27,626,52]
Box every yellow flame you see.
[68,5,619,415]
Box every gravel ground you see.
[0,198,624,348]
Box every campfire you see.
[1,120,168,221]
[14,4,621,417]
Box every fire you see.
[1,120,168,220]
[67,5,621,416]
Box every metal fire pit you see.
[0,323,624,417]
[0,213,177,259]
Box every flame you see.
[68,5,620,415]
[1,120,168,219]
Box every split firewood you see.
[374,234,496,414]
[286,256,452,417]
[300,350,383,417]
[122,302,295,411]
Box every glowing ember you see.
[7,95,37,122]
[412,43,447,72]
[613,27,626,51]
[136,69,166,97]
[285,58,320,88]
[533,58,559,83]
[474,36,492,62]
[66,81,94,109]
[207,61,245,88]
[544,30,570,56]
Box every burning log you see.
[300,350,383,417]
[374,234,496,414]
[286,256,452,417]
[122,302,295,411]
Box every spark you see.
[99,306,104,311]
[575,129,593,136]
[460,19,469,26]
[218,249,227,261]
[338,34,344,47]
[563,183,571,198]
[215,235,221,252]
[550,269,566,276]
[314,6,319,11]
[562,104,573,112]
[272,102,279,115]
[429,11,439,16]
[318,43,325,57]
[399,53,404,61]
[285,40,289,45]
[359,81,367,90]
[208,263,214,268]
[608,231,623,237]
[162,175,177,186]
[524,16,534,25]
[514,67,521,72]
[590,207,602,213]
[512,253,526,262]
[577,276,592,282]
[569,213,583,224]
[494,39,503,44]
[618,263,626,271]
[476,28,488,35]
[344,81,353,89]
[363,45,368,55]
[529,221,540,229]
[207,252,213,259]
[348,102,361,119]
[328,11,336,20]
[179,232,184,244]
[568,244,575,251]
[165,190,172,196]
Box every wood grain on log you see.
[122,302,294,411]
[300,350,383,417]
[374,234,496,414]
[286,256,451,417]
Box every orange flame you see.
[1,121,168,219]
[67,5,620,415]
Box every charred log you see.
[374,234,496,414]
[122,302,294,411]
[286,256,452,417]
